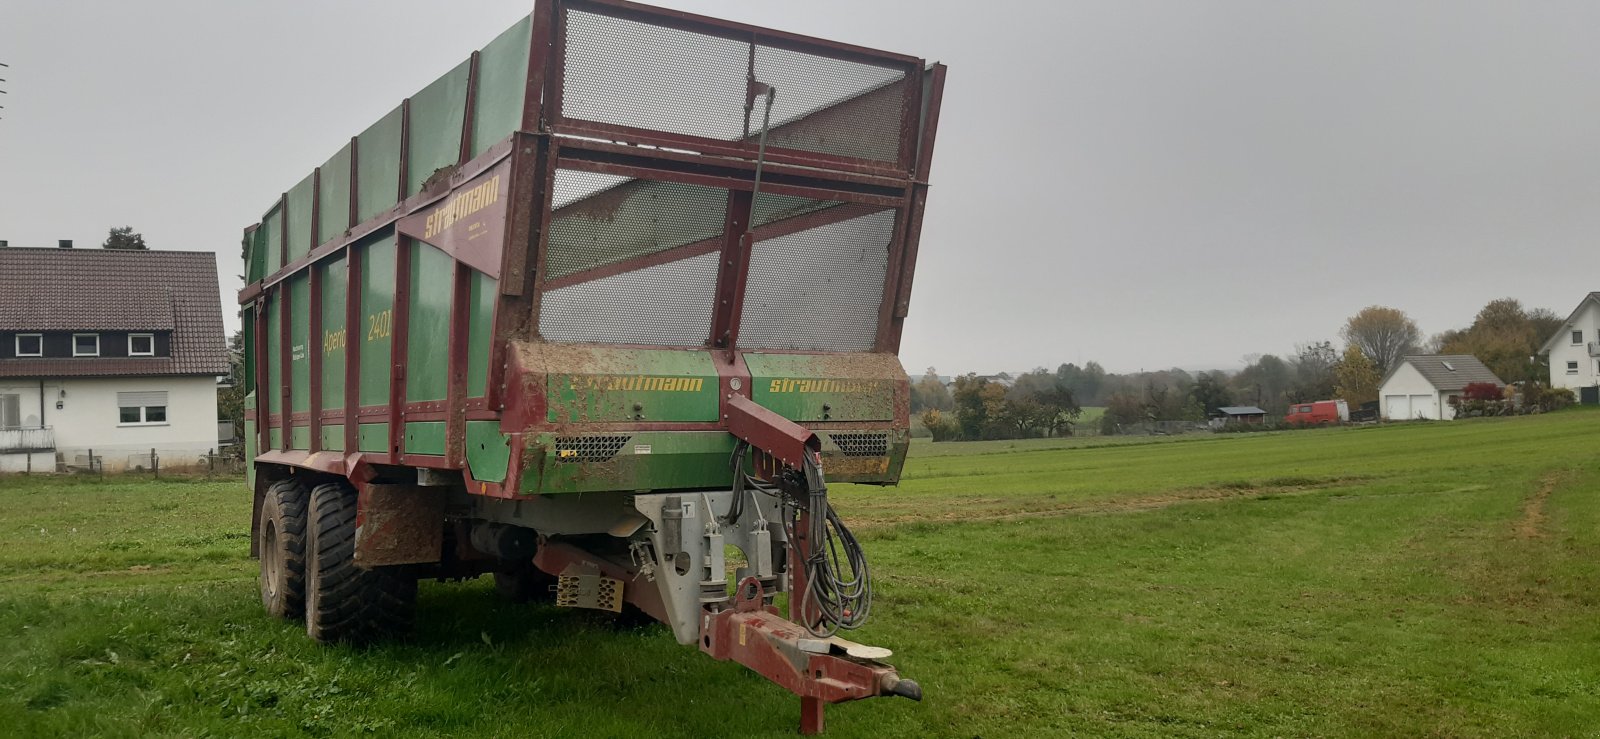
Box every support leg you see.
[800,695,825,735]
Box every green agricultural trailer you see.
[238,0,944,732]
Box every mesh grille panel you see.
[739,208,895,352]
[548,170,727,280]
[553,435,631,463]
[540,251,719,345]
[829,432,889,457]
[754,46,907,163]
[561,8,910,165]
[750,194,842,230]
[563,10,750,140]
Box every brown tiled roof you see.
[0,248,228,377]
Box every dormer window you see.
[1574,330,1584,345]
[129,333,155,356]
[14,333,42,357]
[73,333,100,357]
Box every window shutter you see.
[117,391,169,407]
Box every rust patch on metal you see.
[354,483,446,566]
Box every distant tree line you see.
[914,296,1571,441]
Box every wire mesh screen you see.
[540,252,719,345]
[547,170,727,281]
[540,168,726,346]
[738,206,896,352]
[560,6,911,166]
[753,46,907,164]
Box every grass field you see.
[4,411,1600,736]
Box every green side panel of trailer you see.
[242,306,255,391]
[318,143,354,244]
[465,421,509,483]
[320,255,348,411]
[523,431,738,494]
[743,353,896,421]
[406,60,471,197]
[266,293,281,417]
[357,423,389,453]
[286,174,315,262]
[244,393,256,488]
[245,230,266,284]
[545,349,719,423]
[290,425,311,450]
[289,275,311,415]
[269,427,282,451]
[466,272,496,398]
[404,421,447,456]
[406,241,453,403]
[321,424,344,452]
[261,204,283,277]
[471,16,532,158]
[359,235,397,407]
[356,106,404,223]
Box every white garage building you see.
[1377,354,1503,421]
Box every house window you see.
[117,390,168,426]
[0,394,20,429]
[128,333,155,356]
[14,333,42,357]
[1574,330,1585,345]
[73,333,100,357]
[1567,361,1579,375]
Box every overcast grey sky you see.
[3,1,1598,374]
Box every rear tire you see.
[259,479,308,620]
[304,481,417,644]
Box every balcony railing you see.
[0,426,55,453]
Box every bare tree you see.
[1340,306,1421,374]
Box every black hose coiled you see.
[727,442,871,636]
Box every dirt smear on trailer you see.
[846,475,1368,531]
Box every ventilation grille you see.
[829,432,889,458]
[560,7,911,166]
[553,435,631,464]
[739,207,896,352]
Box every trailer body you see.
[240,1,943,732]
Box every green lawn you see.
[4,411,1600,736]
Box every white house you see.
[0,247,229,472]
[1538,292,1600,403]
[1377,354,1504,421]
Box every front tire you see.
[259,478,309,620]
[304,481,417,644]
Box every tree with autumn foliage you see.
[1341,306,1421,375]
[1333,344,1381,406]
[1433,298,1561,384]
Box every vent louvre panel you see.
[553,435,631,463]
[829,432,889,457]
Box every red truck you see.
[1285,400,1349,426]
